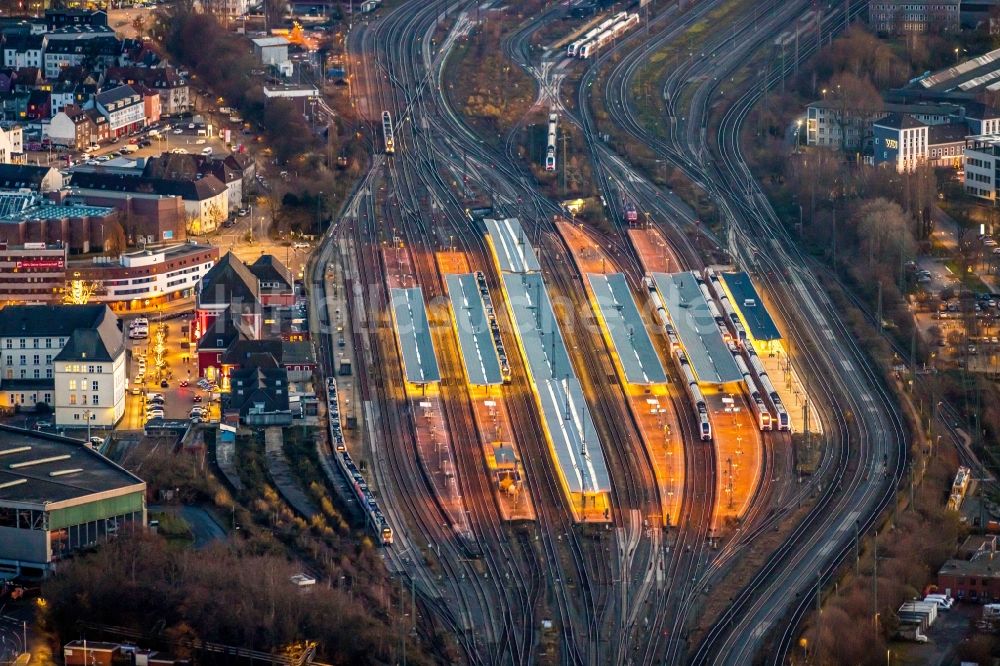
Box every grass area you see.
[149,510,193,540]
[283,426,354,536]
[945,259,992,293]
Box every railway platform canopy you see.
[389,287,440,384]
[652,272,743,384]
[485,217,540,274]
[502,272,572,381]
[538,376,610,495]
[444,273,503,386]
[720,272,782,342]
[588,273,666,385]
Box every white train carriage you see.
[382,110,395,155]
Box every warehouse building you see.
[0,426,146,577]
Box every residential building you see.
[0,164,61,192]
[927,122,966,167]
[43,36,121,80]
[68,242,218,311]
[805,99,959,150]
[868,0,960,33]
[0,304,126,427]
[964,135,1000,201]
[0,125,24,164]
[25,88,49,121]
[1,33,43,70]
[251,37,290,66]
[219,338,315,388]
[47,105,95,150]
[0,241,66,304]
[0,426,145,577]
[104,66,189,116]
[136,84,160,124]
[87,85,144,138]
[964,102,1000,135]
[143,152,243,211]
[205,0,250,21]
[44,9,108,31]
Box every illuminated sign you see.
[15,259,64,270]
[885,138,899,149]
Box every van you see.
[196,129,207,137]
[121,144,139,153]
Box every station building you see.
[0,425,146,577]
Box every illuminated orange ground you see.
[435,251,471,275]
[624,224,763,529]
[627,227,682,274]
[434,251,536,521]
[381,245,416,291]
[703,389,762,529]
[558,219,683,527]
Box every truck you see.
[897,623,929,643]
[899,600,938,627]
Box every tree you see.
[854,197,916,270]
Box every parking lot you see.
[122,315,219,429]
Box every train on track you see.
[382,110,395,155]
[545,113,557,172]
[568,12,640,59]
[623,196,638,224]
[327,377,393,545]
[703,269,790,432]
[645,277,713,441]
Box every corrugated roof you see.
[485,217,540,273]
[588,273,666,385]
[389,287,440,384]
[652,272,743,384]
[720,272,782,342]
[445,273,503,386]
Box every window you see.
[81,394,87,405]
[58,338,64,346]
[32,339,37,348]
[87,365,94,374]
[43,393,50,403]
[19,339,24,348]
[69,394,76,405]
[4,340,9,349]
[92,380,98,391]
[18,355,24,366]
[45,355,51,364]
[91,395,98,406]
[69,379,76,390]
[73,412,79,420]
[46,369,51,379]
[32,369,38,379]
[32,355,38,365]
[4,356,9,366]
[18,370,24,379]
[45,338,51,348]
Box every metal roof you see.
[588,273,666,384]
[389,287,441,384]
[501,272,572,381]
[538,377,610,493]
[720,272,782,342]
[652,272,743,384]
[445,273,503,386]
[485,217,540,273]
[501,272,609,493]
[0,426,145,507]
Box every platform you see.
[588,273,667,385]
[720,272,782,342]
[389,287,441,384]
[445,273,504,386]
[485,217,541,274]
[652,272,743,384]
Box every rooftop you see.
[0,426,144,507]
[485,217,540,273]
[874,112,927,130]
[389,287,440,384]
[653,272,743,384]
[444,273,503,386]
[251,36,291,48]
[918,46,1000,94]
[587,273,666,385]
[720,272,782,342]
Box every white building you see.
[0,304,126,427]
[0,126,25,164]
[251,37,290,66]
[868,0,960,33]
[90,243,218,303]
[2,34,44,69]
[805,99,959,150]
[873,113,929,173]
[964,135,1000,202]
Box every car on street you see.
[179,379,189,387]
[160,379,169,388]
[193,394,203,403]
[173,128,183,134]
[238,208,249,217]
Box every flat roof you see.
[538,377,610,493]
[0,426,145,507]
[445,273,503,386]
[502,272,609,493]
[485,218,540,273]
[587,273,666,384]
[652,272,743,384]
[501,272,572,381]
[720,272,781,341]
[389,287,441,384]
